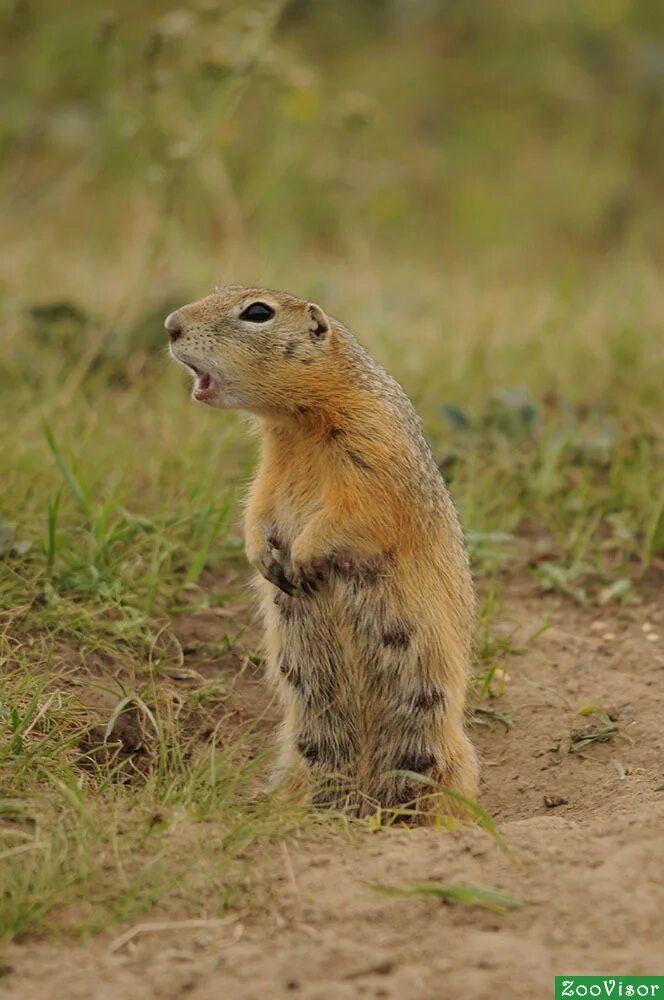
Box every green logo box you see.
[556,979,664,999]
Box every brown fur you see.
[167,285,479,818]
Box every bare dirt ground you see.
[4,582,664,999]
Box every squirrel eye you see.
[239,301,275,323]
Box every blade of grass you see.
[380,771,521,866]
[372,882,525,914]
[45,490,62,574]
[42,421,92,517]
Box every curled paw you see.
[287,556,327,597]
[255,536,326,598]
[257,551,298,597]
[249,529,292,595]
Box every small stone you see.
[602,632,616,642]
[544,794,568,808]
[646,633,659,643]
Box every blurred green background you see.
[2,0,664,601]
[4,0,664,312]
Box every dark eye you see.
[239,301,275,323]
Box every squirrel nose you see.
[165,310,183,342]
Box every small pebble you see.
[602,632,616,642]
[544,794,568,808]
[646,633,659,643]
[642,623,653,633]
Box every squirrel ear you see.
[306,302,329,341]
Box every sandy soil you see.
[4,582,664,999]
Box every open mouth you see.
[189,365,219,402]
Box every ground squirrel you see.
[166,286,479,817]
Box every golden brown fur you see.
[167,285,479,817]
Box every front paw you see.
[251,527,330,598]
[257,551,298,597]
[287,555,327,597]
[254,531,296,596]
[257,550,323,598]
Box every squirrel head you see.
[166,285,338,414]
[165,285,338,415]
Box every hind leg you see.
[438,729,479,801]
[417,730,480,821]
[264,585,360,806]
[368,728,479,822]
[359,621,479,821]
[364,673,452,817]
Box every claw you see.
[259,556,296,596]
[300,577,317,596]
[273,566,297,597]
[257,545,328,599]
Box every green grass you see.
[373,882,525,915]
[1,0,664,944]
[0,641,315,940]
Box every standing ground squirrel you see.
[166,286,479,817]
